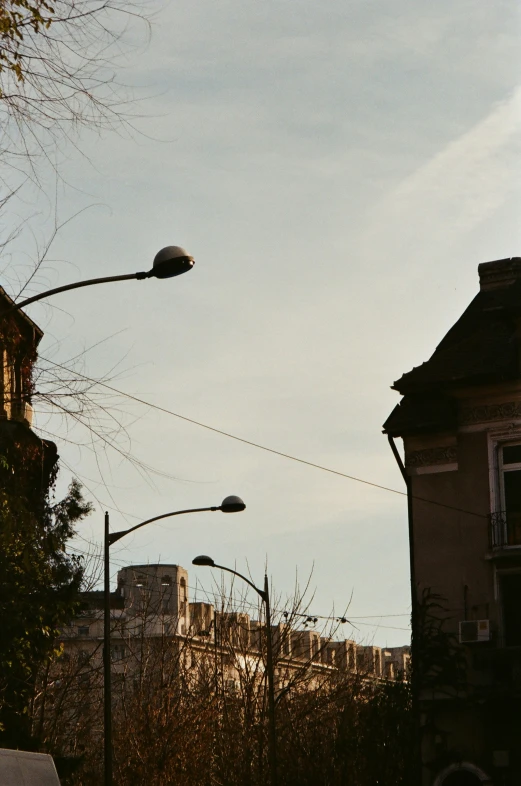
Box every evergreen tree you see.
[0,421,92,749]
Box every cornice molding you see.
[405,445,457,468]
[460,401,521,426]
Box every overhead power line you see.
[38,358,487,521]
[67,541,410,631]
[38,360,404,496]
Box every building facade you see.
[0,286,57,498]
[61,562,409,689]
[384,257,521,785]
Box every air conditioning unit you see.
[459,619,490,643]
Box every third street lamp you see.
[192,555,278,786]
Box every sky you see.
[4,0,521,647]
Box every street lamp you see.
[192,555,278,786]
[3,245,194,314]
[104,495,245,786]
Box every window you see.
[161,575,172,586]
[499,572,521,647]
[77,625,90,636]
[497,444,521,546]
[111,644,126,661]
[312,635,320,660]
[179,577,187,614]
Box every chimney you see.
[478,257,521,291]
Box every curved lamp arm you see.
[205,562,266,602]
[108,506,220,546]
[9,272,148,314]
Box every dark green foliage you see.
[416,588,467,696]
[335,678,413,785]
[0,425,92,748]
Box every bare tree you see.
[0,0,150,171]
[35,567,412,785]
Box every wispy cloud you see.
[370,86,521,243]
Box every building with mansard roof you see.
[384,257,521,786]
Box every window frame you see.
[488,431,521,549]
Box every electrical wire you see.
[68,542,410,631]
[36,358,487,521]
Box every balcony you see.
[489,511,521,558]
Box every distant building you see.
[382,646,411,680]
[61,562,409,689]
[117,564,190,634]
[51,561,409,765]
[384,257,521,785]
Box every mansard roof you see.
[384,257,521,436]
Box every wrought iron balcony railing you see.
[490,511,521,549]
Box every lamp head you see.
[192,555,215,567]
[220,495,246,513]
[151,246,194,279]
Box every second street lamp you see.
[192,555,278,786]
[104,496,245,786]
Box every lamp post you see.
[192,555,278,786]
[2,245,194,315]
[104,496,245,786]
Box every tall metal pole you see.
[102,499,243,786]
[103,512,113,786]
[195,561,278,786]
[263,574,278,786]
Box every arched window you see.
[435,763,490,786]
